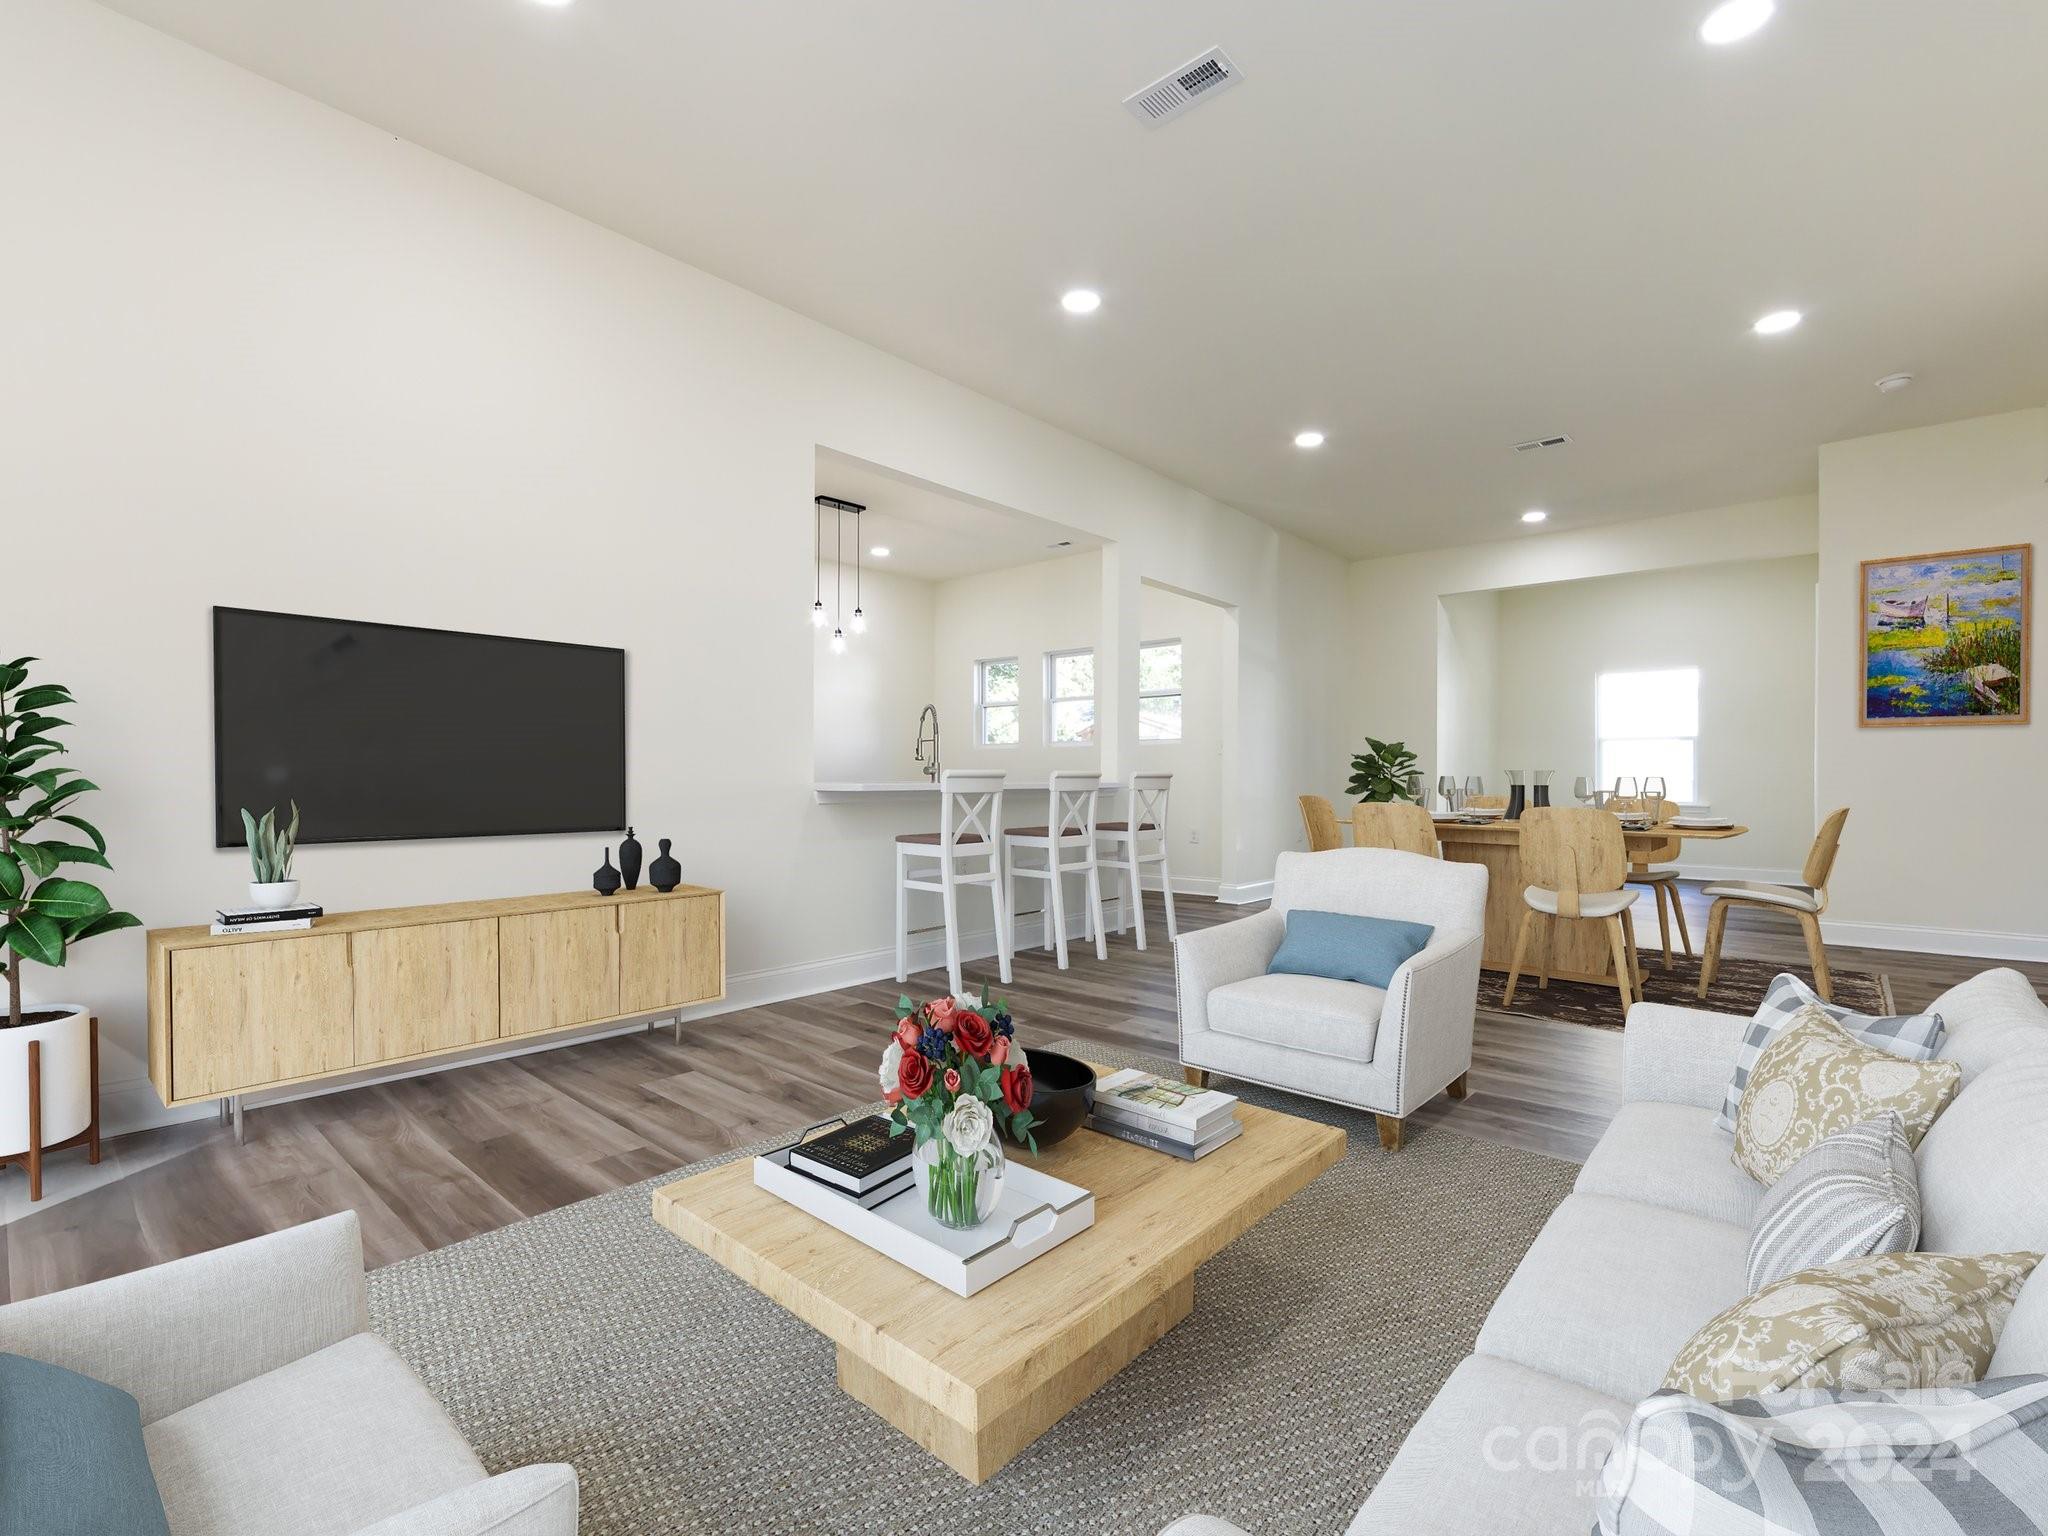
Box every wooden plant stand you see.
[1,1015,101,1202]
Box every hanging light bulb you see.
[851,606,867,635]
[849,505,867,636]
[811,601,826,629]
[830,627,847,655]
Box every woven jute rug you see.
[366,1041,1578,1536]
[1479,953,1893,1031]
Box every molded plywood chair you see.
[1352,802,1439,857]
[1504,807,1642,1017]
[1463,795,1509,811]
[1099,773,1176,950]
[1004,771,1107,972]
[1621,798,1692,968]
[1698,808,1851,1003]
[1299,794,1344,852]
[896,771,1013,999]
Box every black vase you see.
[618,827,643,891]
[648,837,681,893]
[1532,784,1551,808]
[592,847,621,896]
[1003,1050,1095,1151]
[1506,784,1527,820]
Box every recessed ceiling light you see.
[869,546,891,558]
[1293,430,1325,449]
[1521,509,1549,524]
[1700,0,1774,45]
[1060,289,1101,315]
[1753,308,1803,336]
[529,0,575,7]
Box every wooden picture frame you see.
[1860,543,2031,727]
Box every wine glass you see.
[1643,775,1667,813]
[1437,775,1456,814]
[1572,775,1591,805]
[1463,775,1484,808]
[1613,776,1638,806]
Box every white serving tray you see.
[754,1127,1094,1297]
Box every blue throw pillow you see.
[1267,909,1435,990]
[0,1354,171,1536]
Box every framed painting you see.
[1860,543,2030,727]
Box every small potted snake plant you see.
[241,802,301,909]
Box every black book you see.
[789,1161,916,1210]
[215,904,325,924]
[788,1116,912,1193]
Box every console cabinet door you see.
[501,907,620,1037]
[351,918,500,1064]
[618,895,723,1014]
[170,934,354,1100]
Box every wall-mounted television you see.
[213,607,626,847]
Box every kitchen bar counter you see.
[814,781,1126,803]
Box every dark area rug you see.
[1480,952,1893,1029]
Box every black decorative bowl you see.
[1009,1049,1096,1151]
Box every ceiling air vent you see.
[1123,49,1244,126]
[1512,433,1573,453]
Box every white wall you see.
[1132,583,1228,889]
[1434,591,1501,799]
[1816,408,2047,954]
[1489,557,1820,876]
[1,0,1349,1131]
[811,567,935,783]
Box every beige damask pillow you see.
[1732,1005,1961,1186]
[1665,1251,2040,1402]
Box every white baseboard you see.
[1217,879,1274,906]
[1672,862,1805,886]
[1819,920,2048,964]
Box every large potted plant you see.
[1,659,138,1174]
[1347,737,1422,803]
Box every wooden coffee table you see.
[651,1084,1344,1482]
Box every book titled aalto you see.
[1094,1069,1238,1136]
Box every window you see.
[1045,649,1096,744]
[1138,640,1183,742]
[975,657,1020,746]
[1596,667,1699,802]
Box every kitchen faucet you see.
[914,705,940,782]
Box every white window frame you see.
[1044,647,1096,747]
[1138,638,1184,743]
[1594,667,1700,804]
[974,656,1021,748]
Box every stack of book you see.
[210,903,324,937]
[1090,1068,1243,1160]
[787,1116,914,1209]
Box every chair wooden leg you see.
[1502,908,1537,1006]
[1669,883,1694,958]
[26,1040,42,1204]
[1376,1114,1405,1152]
[1538,914,1554,989]
[1182,1067,1210,1089]
[1653,883,1674,968]
[1797,911,1834,1003]
[1698,900,1730,999]
[1622,907,1643,995]
[1606,918,1635,1014]
[1446,1071,1471,1101]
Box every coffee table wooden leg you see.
[835,1274,1196,1483]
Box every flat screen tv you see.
[213,608,625,847]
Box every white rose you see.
[879,1039,903,1096]
[943,1095,994,1157]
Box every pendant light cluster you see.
[812,496,868,654]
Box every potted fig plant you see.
[1,659,139,1186]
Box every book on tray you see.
[791,1164,915,1209]
[788,1115,913,1194]
[1093,1068,1238,1140]
[1089,1114,1243,1161]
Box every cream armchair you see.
[1176,848,1488,1149]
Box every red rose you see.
[894,1018,919,1050]
[1000,1065,1034,1115]
[953,1011,994,1058]
[943,1068,961,1094]
[898,1051,934,1100]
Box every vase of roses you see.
[880,989,1038,1231]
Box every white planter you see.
[0,1005,92,1156]
[247,879,301,910]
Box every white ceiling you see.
[815,450,1101,583]
[94,0,2048,558]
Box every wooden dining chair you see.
[1620,798,1691,968]
[1352,801,1439,856]
[1464,795,1509,811]
[1505,807,1643,1017]
[1299,794,1344,852]
[1698,808,1851,1003]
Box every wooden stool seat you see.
[896,831,987,845]
[1095,821,1158,833]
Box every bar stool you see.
[1003,771,1107,971]
[1098,773,1176,951]
[896,771,1012,1000]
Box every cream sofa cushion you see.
[1574,1102,1762,1229]
[1206,972,1385,1060]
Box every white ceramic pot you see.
[0,1005,92,1156]
[247,879,301,910]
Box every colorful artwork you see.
[1861,544,2030,726]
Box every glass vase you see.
[913,1135,1005,1230]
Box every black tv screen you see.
[213,608,625,846]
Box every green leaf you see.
[0,852,21,902]
[25,842,110,871]
[12,842,57,880]
[25,878,110,921]
[64,910,140,944]
[8,685,72,712]
[6,715,70,739]
[54,814,104,854]
[0,665,28,694]
[4,912,65,966]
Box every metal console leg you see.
[232,1095,245,1145]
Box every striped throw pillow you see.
[1716,972,1945,1133]
[1747,1113,1920,1291]
[1596,1377,2048,1536]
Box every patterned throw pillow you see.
[1596,1376,2048,1536]
[1664,1251,2040,1402]
[1732,1007,1962,1187]
[1716,971,1945,1133]
[1746,1113,1921,1291]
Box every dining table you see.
[1430,815,1749,984]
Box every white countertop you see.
[815,780,1125,803]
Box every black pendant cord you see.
[814,498,821,606]
[834,500,842,630]
[854,510,861,618]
